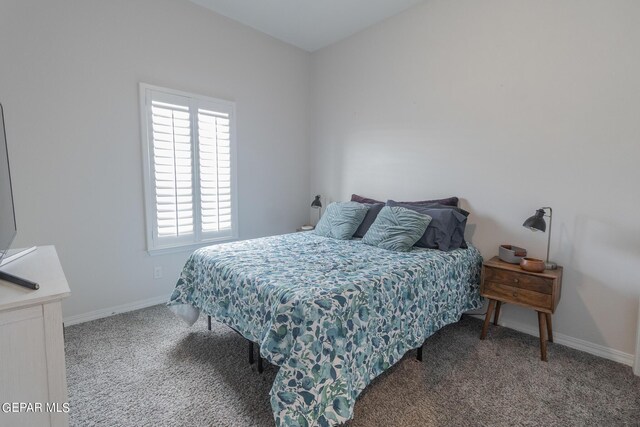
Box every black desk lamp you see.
[311,195,322,223]
[523,207,557,270]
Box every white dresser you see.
[0,246,70,427]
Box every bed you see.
[168,231,483,426]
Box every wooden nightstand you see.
[479,256,563,361]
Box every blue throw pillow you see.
[362,206,432,252]
[314,202,369,240]
[386,200,468,251]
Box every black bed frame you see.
[207,315,425,373]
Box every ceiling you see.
[189,0,425,52]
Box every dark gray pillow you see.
[386,200,468,251]
[351,194,459,207]
[351,194,383,204]
[352,203,384,238]
[398,196,459,207]
[424,203,469,249]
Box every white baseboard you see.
[63,294,168,326]
[634,297,640,376]
[494,318,635,367]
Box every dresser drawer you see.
[483,281,552,310]
[484,267,553,294]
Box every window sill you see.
[146,237,238,257]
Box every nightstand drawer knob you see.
[514,279,519,284]
[512,291,518,297]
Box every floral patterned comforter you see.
[168,232,483,426]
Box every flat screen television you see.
[0,104,38,289]
[0,103,17,264]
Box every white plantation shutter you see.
[198,108,233,234]
[140,84,237,252]
[151,100,194,239]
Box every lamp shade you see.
[523,209,547,232]
[311,195,322,208]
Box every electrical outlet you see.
[153,266,163,279]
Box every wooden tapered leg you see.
[417,343,423,362]
[249,341,255,365]
[480,299,497,340]
[545,313,553,343]
[493,301,502,326]
[258,356,264,373]
[207,315,212,331]
[537,311,548,362]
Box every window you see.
[140,84,237,253]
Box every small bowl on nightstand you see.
[498,244,527,264]
[519,257,545,273]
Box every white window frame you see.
[139,83,238,255]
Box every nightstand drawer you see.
[483,281,552,310]
[484,267,553,294]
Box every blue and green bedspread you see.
[168,232,483,426]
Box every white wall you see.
[0,0,311,319]
[311,0,640,355]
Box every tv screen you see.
[0,103,17,263]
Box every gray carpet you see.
[65,305,640,426]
